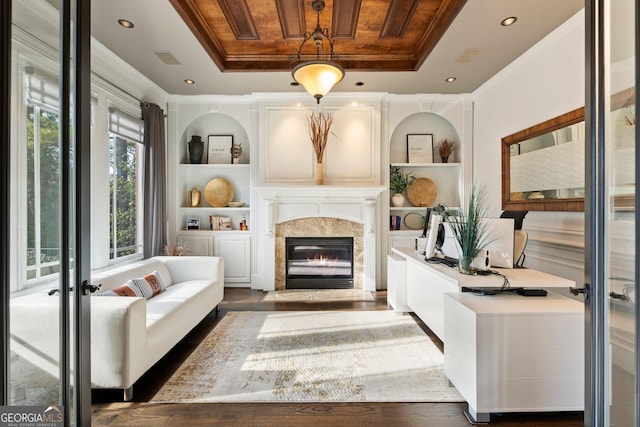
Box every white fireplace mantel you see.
[254,185,385,291]
[256,185,385,236]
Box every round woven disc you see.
[204,177,234,207]
[407,177,437,207]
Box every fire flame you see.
[307,254,339,266]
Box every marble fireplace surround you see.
[275,218,364,290]
[256,186,385,291]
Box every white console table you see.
[444,292,584,423]
[390,247,576,340]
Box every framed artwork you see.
[186,218,200,230]
[407,134,433,163]
[207,135,233,164]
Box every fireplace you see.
[285,237,354,289]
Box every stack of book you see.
[209,216,232,230]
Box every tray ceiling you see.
[169,0,467,72]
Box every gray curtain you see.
[142,102,167,258]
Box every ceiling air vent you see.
[154,51,181,65]
[455,48,482,63]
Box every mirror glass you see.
[502,108,585,211]
[509,121,585,200]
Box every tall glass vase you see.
[315,162,324,185]
[458,255,477,275]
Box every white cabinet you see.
[213,233,251,283]
[177,234,213,256]
[177,232,251,284]
[444,292,584,423]
[386,254,410,313]
[406,255,458,339]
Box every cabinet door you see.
[177,234,213,256]
[213,235,251,282]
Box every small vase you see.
[458,255,478,275]
[187,187,201,207]
[391,193,405,207]
[315,162,324,185]
[231,143,243,164]
[188,135,204,164]
[440,155,449,163]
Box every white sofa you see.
[10,256,224,400]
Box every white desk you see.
[390,247,576,340]
[444,292,584,423]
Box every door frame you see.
[0,1,92,425]
[585,0,640,425]
[0,0,11,406]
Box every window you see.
[108,108,144,260]
[25,69,61,282]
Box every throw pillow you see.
[96,271,166,299]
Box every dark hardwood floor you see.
[91,288,583,426]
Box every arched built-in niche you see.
[389,112,461,164]
[180,112,250,165]
[388,112,462,208]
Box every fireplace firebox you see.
[285,237,354,289]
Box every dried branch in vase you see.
[308,112,334,163]
[437,139,456,157]
[163,243,191,256]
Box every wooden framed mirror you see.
[501,108,585,211]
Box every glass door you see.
[2,1,91,425]
[586,0,638,425]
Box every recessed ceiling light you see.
[184,79,195,85]
[118,19,134,29]
[355,81,364,87]
[445,77,456,83]
[501,16,517,26]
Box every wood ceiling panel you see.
[332,0,361,38]
[275,0,306,39]
[169,0,467,72]
[217,0,259,40]
[380,0,419,38]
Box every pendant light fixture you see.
[291,0,345,104]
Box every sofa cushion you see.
[98,271,167,299]
[92,259,173,293]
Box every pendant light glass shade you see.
[291,1,344,103]
[292,60,345,103]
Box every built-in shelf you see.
[391,162,460,168]
[389,229,424,236]
[180,163,250,168]
[390,206,429,211]
[179,229,250,234]
[180,206,250,211]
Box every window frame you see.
[107,107,145,264]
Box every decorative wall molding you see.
[258,99,381,185]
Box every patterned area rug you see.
[151,311,464,403]
[261,289,375,302]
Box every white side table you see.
[444,292,584,423]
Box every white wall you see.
[472,10,585,288]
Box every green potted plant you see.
[390,166,416,207]
[438,185,491,275]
